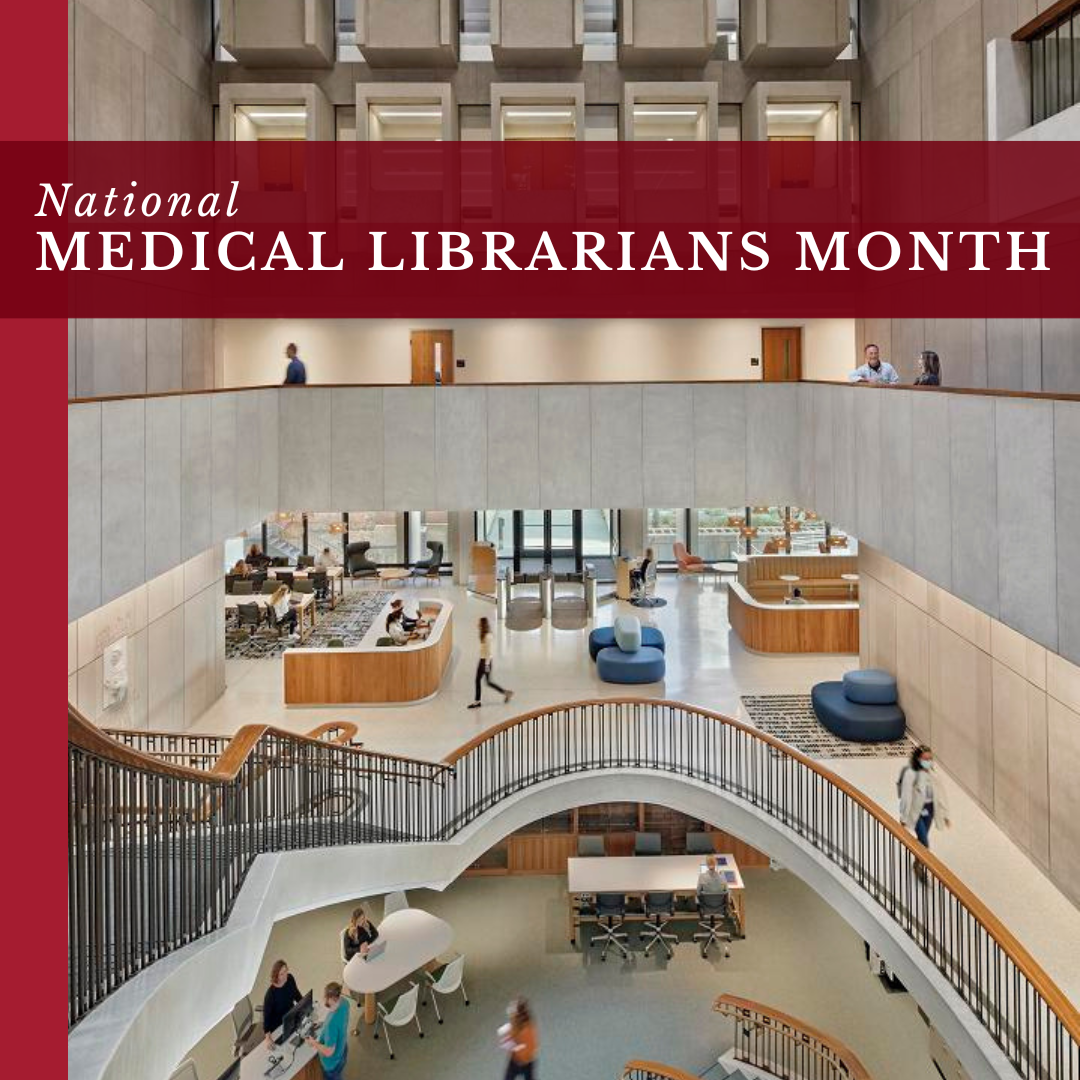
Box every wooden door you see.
[410,329,455,385]
[761,327,803,382]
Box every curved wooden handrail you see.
[621,1060,701,1080]
[70,704,449,782]
[441,698,1080,1040]
[1013,0,1080,40]
[715,995,871,1080]
[67,698,1080,1047]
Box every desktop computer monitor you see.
[277,990,313,1045]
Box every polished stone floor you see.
[192,576,1080,1007]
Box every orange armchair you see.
[673,542,705,573]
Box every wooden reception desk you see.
[284,597,453,705]
[728,583,858,654]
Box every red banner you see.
[7,140,1080,318]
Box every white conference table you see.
[239,1001,326,1080]
[224,590,317,642]
[566,854,745,942]
[342,908,454,1025]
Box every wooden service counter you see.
[728,582,858,654]
[736,551,858,602]
[284,597,453,705]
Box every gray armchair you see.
[346,541,379,579]
[412,541,444,581]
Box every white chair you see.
[374,982,423,1059]
[383,890,409,916]
[422,955,470,1023]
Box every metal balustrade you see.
[68,700,1080,1080]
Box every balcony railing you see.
[1014,0,1080,125]
[68,700,1080,1080]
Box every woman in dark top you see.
[342,906,379,961]
[630,547,655,596]
[914,350,941,386]
[262,959,302,1043]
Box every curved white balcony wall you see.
[740,0,849,66]
[622,81,719,139]
[617,0,716,66]
[219,0,336,68]
[491,0,585,67]
[67,771,1021,1080]
[355,0,459,67]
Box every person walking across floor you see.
[498,997,538,1080]
[468,616,513,709]
[898,744,951,874]
[914,349,941,386]
[283,342,307,385]
[306,982,349,1079]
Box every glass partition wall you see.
[477,510,618,577]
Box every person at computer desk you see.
[306,982,350,1080]
[262,959,302,1045]
[342,905,379,961]
[697,855,729,897]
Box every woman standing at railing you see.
[468,617,514,710]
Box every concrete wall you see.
[859,544,1080,905]
[220,317,857,385]
[69,0,215,397]
[68,392,279,622]
[802,383,1080,667]
[69,546,226,732]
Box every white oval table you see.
[342,908,454,1025]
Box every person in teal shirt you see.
[307,982,349,1078]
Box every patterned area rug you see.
[226,590,393,660]
[740,694,916,760]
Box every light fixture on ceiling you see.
[503,109,575,119]
[634,107,703,117]
[328,520,347,535]
[239,108,308,122]
[766,106,831,120]
[373,108,444,119]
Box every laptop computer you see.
[363,939,387,962]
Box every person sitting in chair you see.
[269,584,298,639]
[697,855,729,898]
[629,548,655,597]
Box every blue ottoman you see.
[589,626,665,661]
[597,646,666,684]
[843,669,898,705]
[811,681,906,742]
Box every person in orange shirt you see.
[498,997,538,1080]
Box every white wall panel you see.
[69,404,102,622]
[256,389,280,521]
[210,393,238,542]
[279,389,331,510]
[692,383,747,508]
[880,390,915,570]
[746,384,799,506]
[643,385,693,508]
[383,388,436,509]
[487,387,540,508]
[234,391,262,531]
[100,399,146,604]
[145,398,183,580]
[1054,402,1080,666]
[181,395,212,560]
[591,386,644,508]
[852,389,883,549]
[539,386,590,508]
[996,399,1057,650]
[436,388,488,510]
[911,392,952,591]
[329,388,385,510]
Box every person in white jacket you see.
[898,745,951,855]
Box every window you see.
[479,510,515,560]
[348,511,401,563]
[716,0,739,60]
[266,512,304,560]
[308,513,347,560]
[694,509,745,560]
[646,508,686,562]
[409,511,450,564]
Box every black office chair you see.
[346,541,379,580]
[297,555,315,568]
[235,603,263,638]
[634,831,662,856]
[292,578,314,594]
[248,572,267,593]
[276,570,294,588]
[310,569,329,601]
[641,892,678,959]
[272,556,290,567]
[694,891,733,958]
[590,893,631,961]
[232,580,254,596]
[412,541,444,583]
[261,581,279,595]
[686,831,716,855]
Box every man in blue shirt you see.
[283,342,307,385]
[848,343,899,384]
[307,982,349,1078]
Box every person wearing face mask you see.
[898,745,951,861]
[306,982,350,1079]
